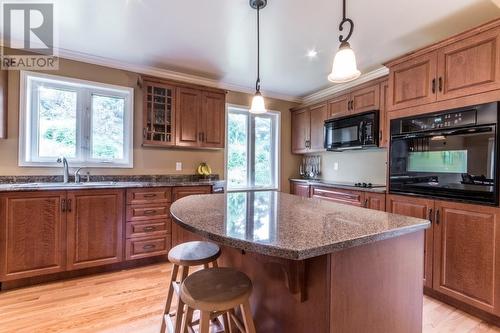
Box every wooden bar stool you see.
[160,241,221,333]
[179,267,256,333]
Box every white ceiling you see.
[12,0,500,99]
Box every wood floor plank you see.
[0,263,498,333]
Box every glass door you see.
[143,82,175,146]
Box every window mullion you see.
[249,114,256,189]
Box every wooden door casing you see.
[66,190,124,270]
[386,194,434,288]
[201,91,225,148]
[290,181,310,198]
[0,191,66,281]
[432,200,499,315]
[327,94,350,119]
[388,51,438,110]
[437,27,500,101]
[309,103,327,152]
[291,108,310,154]
[176,87,202,147]
[350,84,380,114]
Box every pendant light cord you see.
[256,3,261,93]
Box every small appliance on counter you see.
[324,111,379,151]
[389,102,499,205]
[299,155,321,179]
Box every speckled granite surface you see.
[0,175,224,192]
[170,191,429,260]
[290,178,387,193]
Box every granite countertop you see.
[290,178,387,193]
[170,191,429,260]
[0,175,224,192]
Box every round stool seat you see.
[168,241,221,266]
[180,267,253,312]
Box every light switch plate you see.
[176,162,182,171]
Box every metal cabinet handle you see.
[66,199,72,213]
[428,208,433,224]
[61,199,66,213]
[143,209,157,215]
[435,209,440,225]
[432,78,436,94]
[379,130,382,141]
[143,193,157,198]
[438,77,443,92]
[364,199,369,208]
[143,244,156,251]
[143,226,156,232]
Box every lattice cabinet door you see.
[143,81,176,146]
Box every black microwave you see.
[324,111,379,151]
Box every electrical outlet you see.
[334,162,339,171]
[176,162,182,171]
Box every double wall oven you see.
[389,102,499,205]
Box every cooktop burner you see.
[354,182,384,188]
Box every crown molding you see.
[301,67,389,106]
[56,48,304,103]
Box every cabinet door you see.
[386,195,434,288]
[176,87,202,147]
[433,201,500,315]
[66,190,124,270]
[172,186,212,201]
[363,192,386,211]
[327,94,349,119]
[311,186,364,207]
[290,181,310,198]
[437,27,500,101]
[309,103,327,151]
[378,80,389,148]
[0,191,66,281]
[201,91,225,148]
[291,108,310,154]
[388,51,438,110]
[350,84,380,114]
[143,82,175,146]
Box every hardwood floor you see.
[0,262,498,333]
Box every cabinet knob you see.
[432,78,436,94]
[438,77,443,92]
[435,209,440,225]
[428,208,433,224]
[66,199,72,213]
[143,244,156,251]
[143,226,156,232]
[61,199,66,213]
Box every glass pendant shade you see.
[250,91,267,114]
[328,42,361,83]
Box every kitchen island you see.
[170,191,430,333]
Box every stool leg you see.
[212,260,218,268]
[222,312,232,333]
[174,266,189,333]
[181,306,194,333]
[199,311,211,333]
[161,264,179,333]
[240,300,256,333]
[203,263,209,269]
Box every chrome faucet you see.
[56,157,69,183]
[74,168,83,183]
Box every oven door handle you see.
[392,126,494,139]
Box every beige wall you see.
[0,57,300,192]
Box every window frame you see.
[19,70,134,168]
[225,104,281,192]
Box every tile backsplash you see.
[317,149,387,185]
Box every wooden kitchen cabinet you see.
[432,200,500,316]
[290,180,310,198]
[66,190,124,270]
[0,191,66,281]
[172,185,212,201]
[311,186,364,207]
[386,194,434,288]
[143,80,176,146]
[309,103,327,151]
[378,80,389,148]
[350,84,380,114]
[364,192,386,211]
[327,93,350,119]
[200,91,225,148]
[291,107,310,154]
[176,87,202,147]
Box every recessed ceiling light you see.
[307,49,318,59]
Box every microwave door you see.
[329,124,362,149]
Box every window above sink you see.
[18,71,134,168]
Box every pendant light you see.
[328,0,361,83]
[249,0,267,114]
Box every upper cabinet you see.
[291,103,327,154]
[379,80,389,148]
[327,94,350,119]
[386,22,500,111]
[142,78,226,149]
[350,84,380,114]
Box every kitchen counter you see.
[289,178,387,193]
[170,190,429,332]
[170,191,428,260]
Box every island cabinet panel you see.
[437,27,500,101]
[349,84,380,114]
[200,91,226,148]
[289,181,310,198]
[0,191,66,281]
[291,107,310,154]
[66,190,124,270]
[311,186,364,207]
[176,87,202,147]
[432,200,500,315]
[309,103,327,152]
[386,194,434,289]
[364,192,386,211]
[388,51,438,110]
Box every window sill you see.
[18,161,133,168]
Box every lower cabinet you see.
[290,181,310,198]
[387,194,500,317]
[172,185,212,201]
[66,190,124,270]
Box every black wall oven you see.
[324,111,379,151]
[389,102,499,205]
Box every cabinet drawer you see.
[126,203,170,221]
[126,219,171,238]
[311,186,363,206]
[126,187,172,205]
[126,236,170,260]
